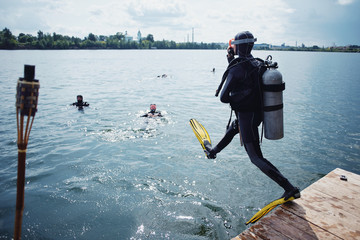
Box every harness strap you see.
[226,109,233,130]
[264,104,283,112]
[262,82,285,92]
[215,58,248,97]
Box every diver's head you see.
[150,104,157,113]
[77,95,83,103]
[231,31,256,56]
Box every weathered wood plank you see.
[237,222,289,240]
[283,185,360,239]
[306,171,360,208]
[333,168,360,187]
[238,206,342,240]
[267,207,341,239]
[233,168,360,240]
[232,231,263,240]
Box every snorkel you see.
[228,38,235,56]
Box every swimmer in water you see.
[141,104,163,117]
[157,74,167,78]
[71,95,89,109]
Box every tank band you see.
[263,82,285,92]
[264,104,283,112]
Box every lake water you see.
[0,50,359,239]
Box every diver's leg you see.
[205,120,239,159]
[237,111,298,197]
[244,142,294,192]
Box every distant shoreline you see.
[253,46,360,53]
[1,48,359,53]
[1,27,359,53]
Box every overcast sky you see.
[1,0,359,47]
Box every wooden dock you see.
[233,168,360,240]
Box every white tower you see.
[137,30,142,42]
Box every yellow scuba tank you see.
[262,56,285,140]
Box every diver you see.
[206,31,300,201]
[157,74,168,78]
[141,104,163,118]
[71,95,89,109]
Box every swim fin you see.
[189,119,212,157]
[246,195,298,225]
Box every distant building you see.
[254,43,270,50]
[137,30,142,43]
[124,31,133,42]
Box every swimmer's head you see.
[150,104,157,113]
[77,95,83,103]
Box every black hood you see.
[233,31,256,57]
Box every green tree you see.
[53,32,64,41]
[44,33,54,48]
[18,33,26,43]
[70,36,81,48]
[54,39,69,49]
[146,34,154,42]
[0,28,17,49]
[115,32,124,41]
[37,30,44,40]
[36,39,46,49]
[99,35,106,42]
[18,33,36,43]
[140,39,151,49]
[88,33,97,42]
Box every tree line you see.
[0,28,222,50]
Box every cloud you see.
[337,0,354,5]
[0,0,358,45]
[185,0,296,44]
[126,0,186,27]
[90,8,103,16]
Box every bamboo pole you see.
[14,65,40,240]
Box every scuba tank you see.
[262,56,285,140]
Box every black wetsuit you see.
[72,101,89,109]
[141,111,163,117]
[210,55,295,193]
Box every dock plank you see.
[283,190,360,239]
[268,207,341,240]
[333,168,360,186]
[309,173,360,207]
[234,168,360,240]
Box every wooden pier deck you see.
[233,168,360,240]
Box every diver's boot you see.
[281,187,301,201]
[203,140,216,159]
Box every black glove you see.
[227,47,235,63]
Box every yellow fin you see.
[189,119,211,156]
[246,196,295,225]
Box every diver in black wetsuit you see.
[141,104,163,118]
[206,31,299,200]
[71,95,89,109]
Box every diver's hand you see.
[204,140,217,159]
[205,150,217,159]
[227,47,234,62]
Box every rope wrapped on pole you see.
[14,65,40,240]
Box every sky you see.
[0,0,359,47]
